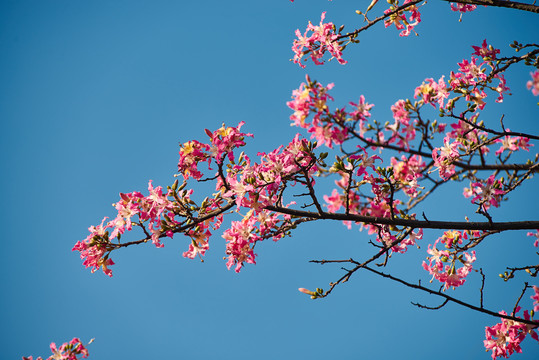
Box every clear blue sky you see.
[1,1,538,359]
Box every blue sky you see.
[1,1,538,359]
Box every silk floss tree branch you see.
[26,1,539,360]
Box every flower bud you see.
[298,287,316,296]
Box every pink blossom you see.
[183,239,209,260]
[458,57,486,85]
[414,76,449,109]
[432,136,461,180]
[532,286,539,312]
[349,95,374,121]
[527,230,539,247]
[527,70,539,96]
[323,189,344,213]
[447,119,486,149]
[386,99,416,149]
[178,140,210,180]
[472,39,500,60]
[467,175,505,211]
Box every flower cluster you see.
[484,308,539,359]
[390,155,425,198]
[422,230,477,290]
[182,215,223,260]
[74,181,176,276]
[448,40,509,106]
[23,338,90,360]
[384,0,422,37]
[292,12,346,68]
[447,119,486,152]
[218,134,317,271]
[450,2,477,14]
[414,76,449,109]
[205,121,253,163]
[178,122,253,180]
[287,76,349,148]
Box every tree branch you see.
[443,0,539,13]
[265,205,539,231]
[362,265,539,326]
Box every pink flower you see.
[432,136,461,180]
[183,240,209,260]
[527,230,539,247]
[349,95,374,121]
[414,76,449,109]
[527,70,539,96]
[178,140,210,180]
[467,175,506,211]
[532,286,539,312]
[472,39,500,60]
[323,189,344,213]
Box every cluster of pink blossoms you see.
[292,12,346,68]
[182,215,223,261]
[384,0,422,37]
[24,338,89,360]
[73,181,175,276]
[450,2,477,14]
[220,134,316,271]
[390,154,425,198]
[222,209,289,272]
[449,40,509,105]
[178,122,253,180]
[322,147,423,252]
[422,230,477,289]
[484,307,539,359]
[287,76,350,148]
